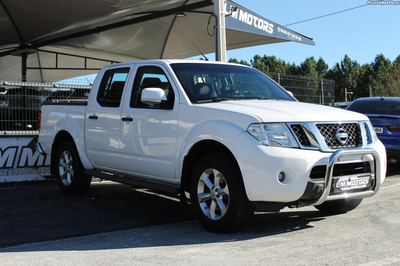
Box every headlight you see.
[247,123,299,147]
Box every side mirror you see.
[286,90,298,101]
[141,88,167,105]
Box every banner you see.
[0,137,50,182]
[225,1,315,46]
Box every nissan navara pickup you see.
[37,60,386,232]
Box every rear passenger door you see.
[85,66,131,170]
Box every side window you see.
[130,66,174,109]
[97,68,130,107]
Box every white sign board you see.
[0,137,50,182]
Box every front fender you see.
[177,119,245,179]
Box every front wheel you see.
[190,153,253,233]
[54,140,91,195]
[314,198,363,214]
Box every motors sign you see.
[228,3,274,35]
[225,1,315,45]
[0,137,50,182]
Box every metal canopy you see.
[0,0,314,80]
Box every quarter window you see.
[97,68,130,107]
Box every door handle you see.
[88,115,98,120]
[121,117,133,122]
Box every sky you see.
[202,0,400,69]
[77,0,399,82]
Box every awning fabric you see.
[0,0,314,80]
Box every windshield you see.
[347,99,400,116]
[170,63,295,103]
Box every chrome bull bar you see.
[313,148,382,206]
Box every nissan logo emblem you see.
[335,128,349,145]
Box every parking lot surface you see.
[0,181,194,248]
[0,164,399,265]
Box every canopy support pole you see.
[21,52,27,82]
[214,0,227,62]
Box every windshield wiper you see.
[257,97,282,100]
[195,98,233,104]
[195,97,288,104]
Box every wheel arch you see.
[51,131,73,176]
[50,130,93,176]
[180,140,242,194]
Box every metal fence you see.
[1,73,335,136]
[0,76,94,136]
[266,72,335,106]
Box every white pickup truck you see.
[37,60,386,233]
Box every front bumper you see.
[302,148,382,206]
[233,132,386,205]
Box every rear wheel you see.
[55,140,91,195]
[190,153,253,233]
[314,198,363,214]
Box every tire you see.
[54,140,91,195]
[190,153,253,233]
[314,198,363,214]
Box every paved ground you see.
[0,163,399,265]
[0,180,194,248]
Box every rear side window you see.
[348,100,400,115]
[97,68,130,107]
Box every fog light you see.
[278,171,286,182]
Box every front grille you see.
[291,124,311,147]
[316,123,360,149]
[364,123,371,144]
[309,162,371,180]
[289,122,371,151]
[309,162,374,196]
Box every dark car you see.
[346,97,400,163]
[6,87,50,130]
[0,93,10,131]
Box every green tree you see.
[371,53,393,96]
[300,56,318,78]
[228,58,250,66]
[326,55,360,101]
[341,55,360,93]
[357,63,374,97]
[228,53,400,101]
[298,57,319,103]
[386,65,400,96]
[286,62,301,75]
[393,54,400,68]
[229,58,239,64]
[316,57,328,78]
[251,55,287,73]
[326,63,345,101]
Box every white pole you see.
[214,0,227,62]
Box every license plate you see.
[374,127,383,134]
[335,175,371,191]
